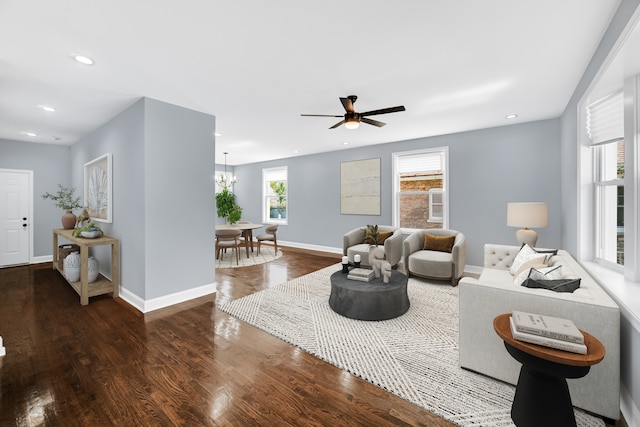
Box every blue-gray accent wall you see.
[0,139,71,257]
[233,118,562,267]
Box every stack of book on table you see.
[510,310,587,354]
[348,268,374,282]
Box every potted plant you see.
[216,187,236,223]
[42,184,82,229]
[226,204,243,225]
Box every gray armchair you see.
[343,225,402,267]
[403,229,466,286]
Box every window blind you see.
[397,152,442,174]
[586,91,624,146]
[264,167,287,182]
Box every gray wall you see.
[0,139,71,257]
[559,0,640,419]
[143,98,216,299]
[69,97,216,300]
[70,99,147,297]
[233,118,562,267]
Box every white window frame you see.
[262,166,288,225]
[392,147,449,233]
[428,188,444,223]
[579,86,633,276]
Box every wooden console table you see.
[52,228,120,305]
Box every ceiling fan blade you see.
[340,97,355,113]
[361,117,386,127]
[360,105,406,117]
[329,119,346,129]
[301,114,343,117]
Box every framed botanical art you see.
[340,157,381,215]
[84,153,112,223]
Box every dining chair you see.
[237,221,254,252]
[256,224,278,255]
[215,229,243,265]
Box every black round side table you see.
[493,313,605,427]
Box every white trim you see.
[277,240,342,255]
[120,283,217,314]
[622,383,640,427]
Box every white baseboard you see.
[279,240,342,254]
[119,283,217,314]
[32,255,52,264]
[622,384,640,427]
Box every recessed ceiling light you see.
[214,133,221,137]
[40,105,56,112]
[293,150,299,154]
[342,142,349,145]
[505,114,518,119]
[73,55,94,65]
[26,132,37,137]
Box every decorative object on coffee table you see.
[341,256,349,273]
[493,313,605,427]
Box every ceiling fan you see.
[301,95,406,129]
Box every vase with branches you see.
[42,184,82,229]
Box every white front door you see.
[0,169,31,267]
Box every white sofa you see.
[458,244,620,420]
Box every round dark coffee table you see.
[329,270,409,320]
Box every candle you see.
[342,256,348,264]
[354,254,361,263]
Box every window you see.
[263,166,287,224]
[428,188,444,223]
[393,148,448,232]
[594,140,624,265]
[586,92,624,266]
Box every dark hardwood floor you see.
[0,247,455,426]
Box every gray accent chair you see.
[343,225,402,267]
[403,229,466,286]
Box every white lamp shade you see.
[507,202,548,228]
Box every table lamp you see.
[507,202,548,247]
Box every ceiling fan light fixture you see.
[344,118,360,129]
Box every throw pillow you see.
[378,231,393,244]
[528,265,563,281]
[522,278,581,293]
[514,264,562,286]
[512,257,549,282]
[363,225,378,245]
[423,234,456,253]
[510,244,543,275]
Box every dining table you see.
[215,223,264,257]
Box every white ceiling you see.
[0,1,624,166]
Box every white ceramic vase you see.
[88,256,100,283]
[64,251,81,282]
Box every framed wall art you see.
[340,157,381,215]
[84,153,112,223]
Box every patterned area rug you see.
[218,264,604,427]
[215,246,281,269]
